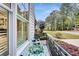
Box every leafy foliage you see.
[45,3,79,31]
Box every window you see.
[17,3,28,47]
[17,20,28,47]
[0,7,9,56]
[17,4,28,20]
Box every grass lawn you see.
[44,31,79,39]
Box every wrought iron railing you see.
[47,35,71,56]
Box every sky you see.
[18,3,62,21]
[34,3,62,21]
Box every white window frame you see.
[17,3,35,56]
[9,3,17,56]
[0,3,15,56]
[0,3,35,56]
[9,3,29,56]
[16,4,29,55]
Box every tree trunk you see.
[55,19,57,31]
[62,19,63,31]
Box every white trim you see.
[47,34,57,40]
[9,3,17,56]
[0,3,12,12]
[16,40,30,56]
[17,14,29,22]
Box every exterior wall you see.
[28,3,35,41]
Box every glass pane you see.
[3,3,11,8]
[17,20,28,47]
[17,3,28,20]
[0,7,9,56]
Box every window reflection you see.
[17,20,28,47]
[0,7,9,56]
[17,4,28,20]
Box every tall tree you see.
[60,3,79,30]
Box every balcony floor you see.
[20,40,50,56]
